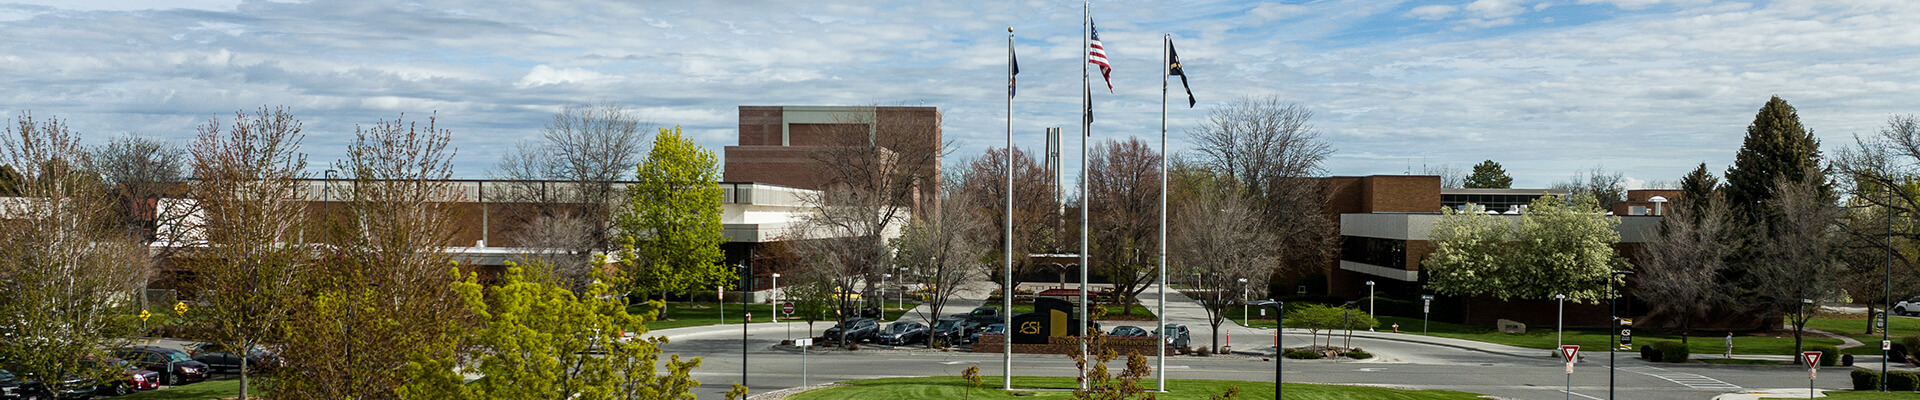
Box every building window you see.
[1340,236,1406,270]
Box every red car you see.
[80,357,159,396]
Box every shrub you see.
[1854,368,1882,391]
[1344,350,1373,359]
[1195,346,1211,357]
[1639,345,1661,362]
[1650,341,1689,363]
[1803,345,1840,367]
[1283,350,1323,359]
[1888,370,1920,391]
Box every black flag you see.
[1169,40,1195,108]
[1009,38,1020,99]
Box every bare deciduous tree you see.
[1638,191,1735,344]
[1187,95,1338,283]
[1168,164,1275,351]
[183,107,313,397]
[277,113,469,399]
[490,103,649,288]
[1422,163,1466,189]
[1087,137,1160,317]
[1750,174,1843,363]
[895,171,986,327]
[1553,166,1627,211]
[789,108,946,329]
[959,146,1063,295]
[0,112,146,388]
[1834,115,1920,303]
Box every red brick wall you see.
[723,146,837,190]
[737,106,783,146]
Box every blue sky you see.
[1,0,1916,189]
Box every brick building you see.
[724,105,943,217]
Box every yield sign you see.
[1561,345,1580,364]
[1802,351,1822,369]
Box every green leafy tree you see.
[400,261,704,400]
[1464,160,1513,189]
[1283,304,1374,348]
[616,126,727,318]
[1423,195,1627,303]
[1725,96,1826,216]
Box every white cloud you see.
[1249,3,1311,22]
[1466,0,1529,18]
[1406,4,1458,20]
[516,65,612,88]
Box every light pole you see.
[736,261,751,392]
[1248,300,1284,399]
[771,273,781,323]
[1883,188,1893,391]
[1366,281,1376,332]
[899,266,909,312]
[1238,278,1249,324]
[1555,294,1566,350]
[1607,270,1632,399]
[883,273,895,312]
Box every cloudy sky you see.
[1,0,1915,188]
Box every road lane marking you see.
[1560,389,1603,400]
[1619,366,1741,389]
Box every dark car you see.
[82,357,159,396]
[112,346,209,386]
[1108,325,1149,337]
[930,317,977,347]
[1,369,52,400]
[1154,324,1192,349]
[822,318,880,344]
[969,323,1006,344]
[876,321,928,345]
[188,342,279,372]
[46,375,92,400]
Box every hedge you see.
[1853,369,1882,391]
[1889,370,1920,391]
[1803,345,1840,367]
[1651,341,1689,363]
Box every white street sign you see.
[796,338,812,347]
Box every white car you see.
[1894,296,1920,316]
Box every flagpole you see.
[1003,27,1016,392]
[1078,2,1092,390]
[1156,33,1169,394]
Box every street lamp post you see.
[1556,294,1566,350]
[883,273,895,312]
[736,261,752,392]
[1238,278,1249,324]
[899,267,909,312]
[771,273,781,323]
[1608,270,1632,399]
[1366,281,1376,332]
[1248,300,1284,399]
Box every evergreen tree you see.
[1678,163,1720,219]
[1724,96,1826,216]
[1464,160,1513,189]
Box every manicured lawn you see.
[628,302,918,331]
[1238,315,1844,357]
[120,378,258,400]
[1699,358,1788,365]
[1806,315,1920,355]
[1009,304,1158,320]
[1822,391,1920,399]
[784,376,1489,400]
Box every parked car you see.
[1,369,52,400]
[969,323,1006,344]
[188,342,279,372]
[877,321,928,345]
[1154,324,1191,349]
[46,375,93,400]
[964,307,1001,326]
[1895,296,1920,316]
[822,318,880,344]
[112,346,209,386]
[931,316,978,346]
[1108,325,1149,337]
[80,357,158,396]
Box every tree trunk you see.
[239,354,249,399]
[1680,315,1690,345]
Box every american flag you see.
[1088,18,1112,93]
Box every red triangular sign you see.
[1802,351,1821,367]
[1561,345,1580,363]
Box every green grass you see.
[1821,391,1920,399]
[119,378,258,400]
[628,302,918,330]
[1008,304,1158,320]
[784,376,1489,400]
[1806,315,1920,355]
[1699,358,1789,365]
[1239,315,1845,356]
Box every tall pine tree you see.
[1723,96,1826,216]
[1678,163,1720,219]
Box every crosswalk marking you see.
[1621,366,1741,389]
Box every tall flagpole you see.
[1078,2,1092,390]
[1003,27,1016,391]
[1156,33,1169,393]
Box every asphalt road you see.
[664,322,1857,400]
